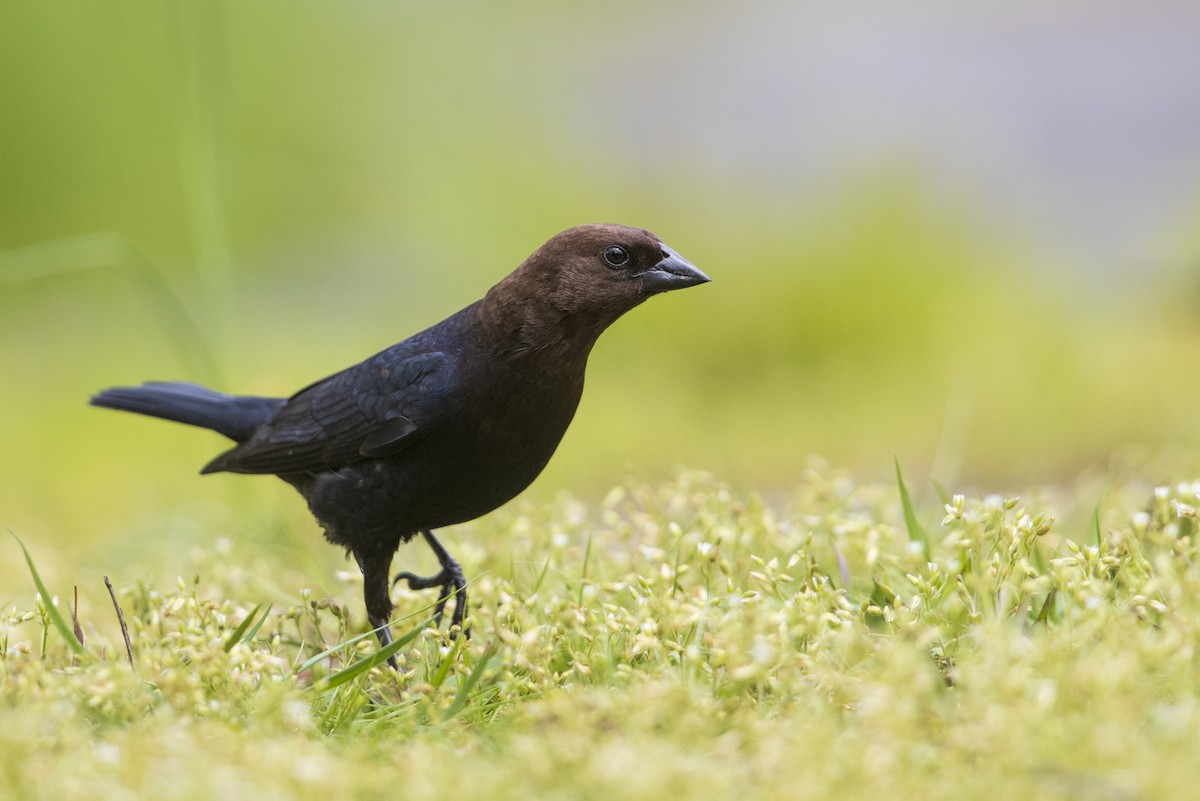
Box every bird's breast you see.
[396,360,586,528]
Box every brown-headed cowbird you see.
[91,224,709,660]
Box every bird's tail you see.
[90,381,285,442]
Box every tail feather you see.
[90,381,285,442]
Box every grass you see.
[5,466,1200,800]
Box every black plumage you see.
[91,224,709,661]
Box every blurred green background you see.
[3,2,1200,587]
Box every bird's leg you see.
[358,549,399,669]
[393,529,469,636]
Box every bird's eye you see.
[602,245,630,268]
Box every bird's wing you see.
[202,351,453,475]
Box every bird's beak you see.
[640,245,711,293]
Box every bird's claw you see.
[393,530,469,637]
[393,566,468,634]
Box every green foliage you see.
[5,469,1200,799]
[317,617,430,693]
[223,601,271,652]
[894,457,930,555]
[10,532,88,659]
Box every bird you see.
[91,224,710,663]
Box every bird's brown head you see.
[483,224,709,352]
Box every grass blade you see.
[578,532,593,606]
[104,576,136,670]
[243,603,273,644]
[71,586,85,648]
[442,641,498,722]
[297,627,378,675]
[894,457,931,556]
[1034,588,1057,626]
[297,588,465,675]
[931,478,951,508]
[317,618,432,692]
[427,637,467,692]
[530,554,552,595]
[223,602,265,652]
[9,531,87,657]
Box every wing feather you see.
[202,351,451,474]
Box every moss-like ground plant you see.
[4,467,1200,800]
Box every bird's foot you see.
[393,530,469,636]
[393,566,467,633]
[373,622,400,670]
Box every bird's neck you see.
[475,279,605,361]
